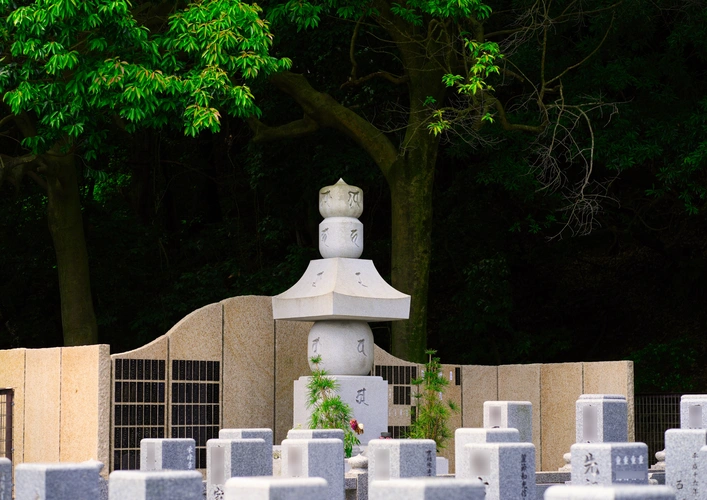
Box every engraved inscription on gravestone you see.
[689,406,702,430]
[583,407,597,442]
[288,447,302,478]
[211,446,224,486]
[375,449,390,481]
[145,442,156,471]
[489,406,502,428]
[583,453,600,484]
[470,449,491,477]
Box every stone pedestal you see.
[294,376,388,445]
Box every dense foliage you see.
[2,0,707,390]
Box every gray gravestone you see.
[220,429,273,450]
[108,470,202,500]
[681,396,707,430]
[544,484,677,499]
[570,443,648,486]
[665,429,707,500]
[140,438,196,471]
[367,439,436,487]
[206,438,272,500]
[458,442,535,500]
[224,477,329,500]
[483,401,533,443]
[576,395,628,443]
[282,438,344,500]
[369,478,485,500]
[15,463,101,500]
[455,428,519,478]
[0,458,11,500]
[286,429,345,442]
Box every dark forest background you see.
[1,0,706,394]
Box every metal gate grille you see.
[635,393,681,460]
[0,389,12,462]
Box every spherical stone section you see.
[319,179,364,219]
[319,217,364,259]
[308,321,374,376]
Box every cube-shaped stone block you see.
[454,428,519,478]
[545,484,676,499]
[0,458,11,500]
[576,394,628,443]
[286,429,345,441]
[206,438,272,500]
[665,429,707,499]
[369,478,485,500]
[224,477,329,500]
[570,443,648,486]
[108,470,202,500]
[483,401,533,443]
[140,438,195,471]
[220,428,273,450]
[282,438,344,500]
[459,442,535,500]
[681,396,707,430]
[367,439,436,484]
[15,463,101,500]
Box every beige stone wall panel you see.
[0,348,26,465]
[111,335,168,361]
[461,365,498,429]
[540,362,583,471]
[221,296,275,430]
[24,348,62,462]
[583,361,635,442]
[274,320,312,444]
[498,363,541,469]
[167,303,223,362]
[60,345,111,474]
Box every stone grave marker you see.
[665,428,707,500]
[367,439,436,485]
[458,442,536,500]
[0,458,10,500]
[281,438,344,500]
[454,428,519,479]
[108,470,203,500]
[545,484,677,499]
[206,438,272,500]
[483,401,533,443]
[15,462,101,500]
[224,477,329,500]
[220,428,273,450]
[140,438,196,471]
[570,442,648,486]
[576,394,628,443]
[369,477,486,500]
[681,396,707,430]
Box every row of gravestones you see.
[5,394,707,500]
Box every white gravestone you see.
[576,395,628,443]
[224,477,329,500]
[286,429,345,441]
[0,458,11,500]
[544,484,677,499]
[681,396,707,430]
[140,438,195,471]
[219,429,273,450]
[15,463,101,500]
[282,438,344,500]
[293,375,388,445]
[665,428,707,500]
[108,470,203,500]
[459,442,536,500]
[570,443,648,486]
[454,428,519,480]
[367,439,436,487]
[369,478,486,500]
[483,401,533,443]
[206,438,272,500]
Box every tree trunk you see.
[44,150,98,345]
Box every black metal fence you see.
[635,393,681,460]
[0,388,12,462]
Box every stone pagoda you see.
[272,179,410,443]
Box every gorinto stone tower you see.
[272,179,411,443]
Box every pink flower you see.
[350,419,364,435]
